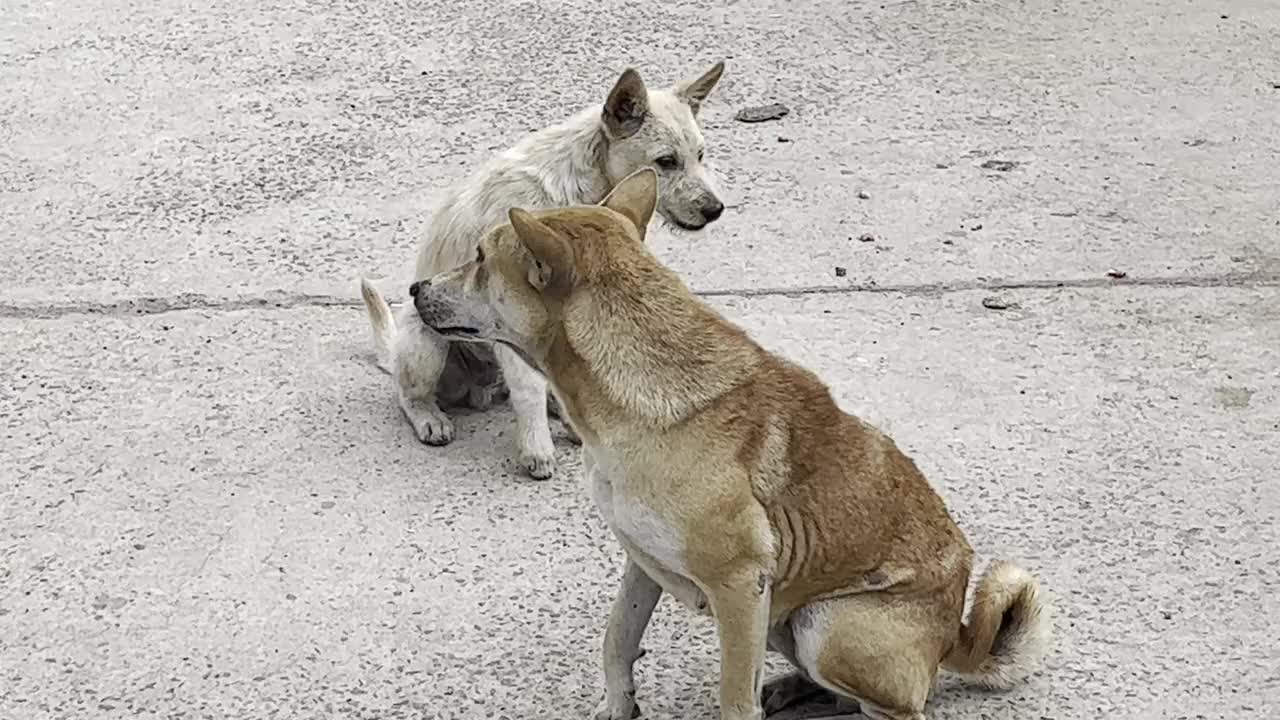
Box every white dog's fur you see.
[360,62,727,478]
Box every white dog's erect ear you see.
[603,68,649,138]
[675,61,725,115]
[601,168,658,240]
[508,208,574,293]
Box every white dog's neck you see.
[499,106,613,207]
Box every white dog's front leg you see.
[595,559,662,720]
[392,312,455,445]
[493,344,556,479]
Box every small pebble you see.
[857,190,871,200]
[858,233,876,243]
[980,159,1018,172]
[982,296,1013,310]
[735,103,790,123]
[1107,269,1128,279]
[834,266,848,277]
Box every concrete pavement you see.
[2,0,1278,718]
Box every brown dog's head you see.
[410,168,659,366]
[598,63,725,231]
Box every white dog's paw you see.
[517,427,557,479]
[520,450,556,480]
[404,402,455,446]
[593,696,641,720]
[416,414,455,446]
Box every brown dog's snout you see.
[409,280,424,298]
[700,195,724,222]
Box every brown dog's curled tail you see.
[942,560,1051,689]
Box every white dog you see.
[360,62,727,479]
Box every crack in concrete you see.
[1,271,1277,320]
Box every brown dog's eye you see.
[655,154,678,170]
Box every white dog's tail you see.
[359,278,395,374]
[942,560,1051,689]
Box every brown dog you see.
[410,169,1051,720]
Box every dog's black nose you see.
[409,280,423,298]
[701,198,724,222]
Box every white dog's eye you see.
[655,154,678,170]
[476,247,485,264]
[697,148,704,162]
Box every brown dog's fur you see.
[410,170,1051,720]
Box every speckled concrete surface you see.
[4,0,1280,308]
[3,291,1279,719]
[3,0,1280,718]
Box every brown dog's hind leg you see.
[761,625,837,716]
[789,594,956,720]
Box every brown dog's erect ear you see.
[601,168,658,239]
[603,68,649,138]
[674,61,725,115]
[508,208,574,292]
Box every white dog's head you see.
[599,63,726,230]
[409,170,663,370]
